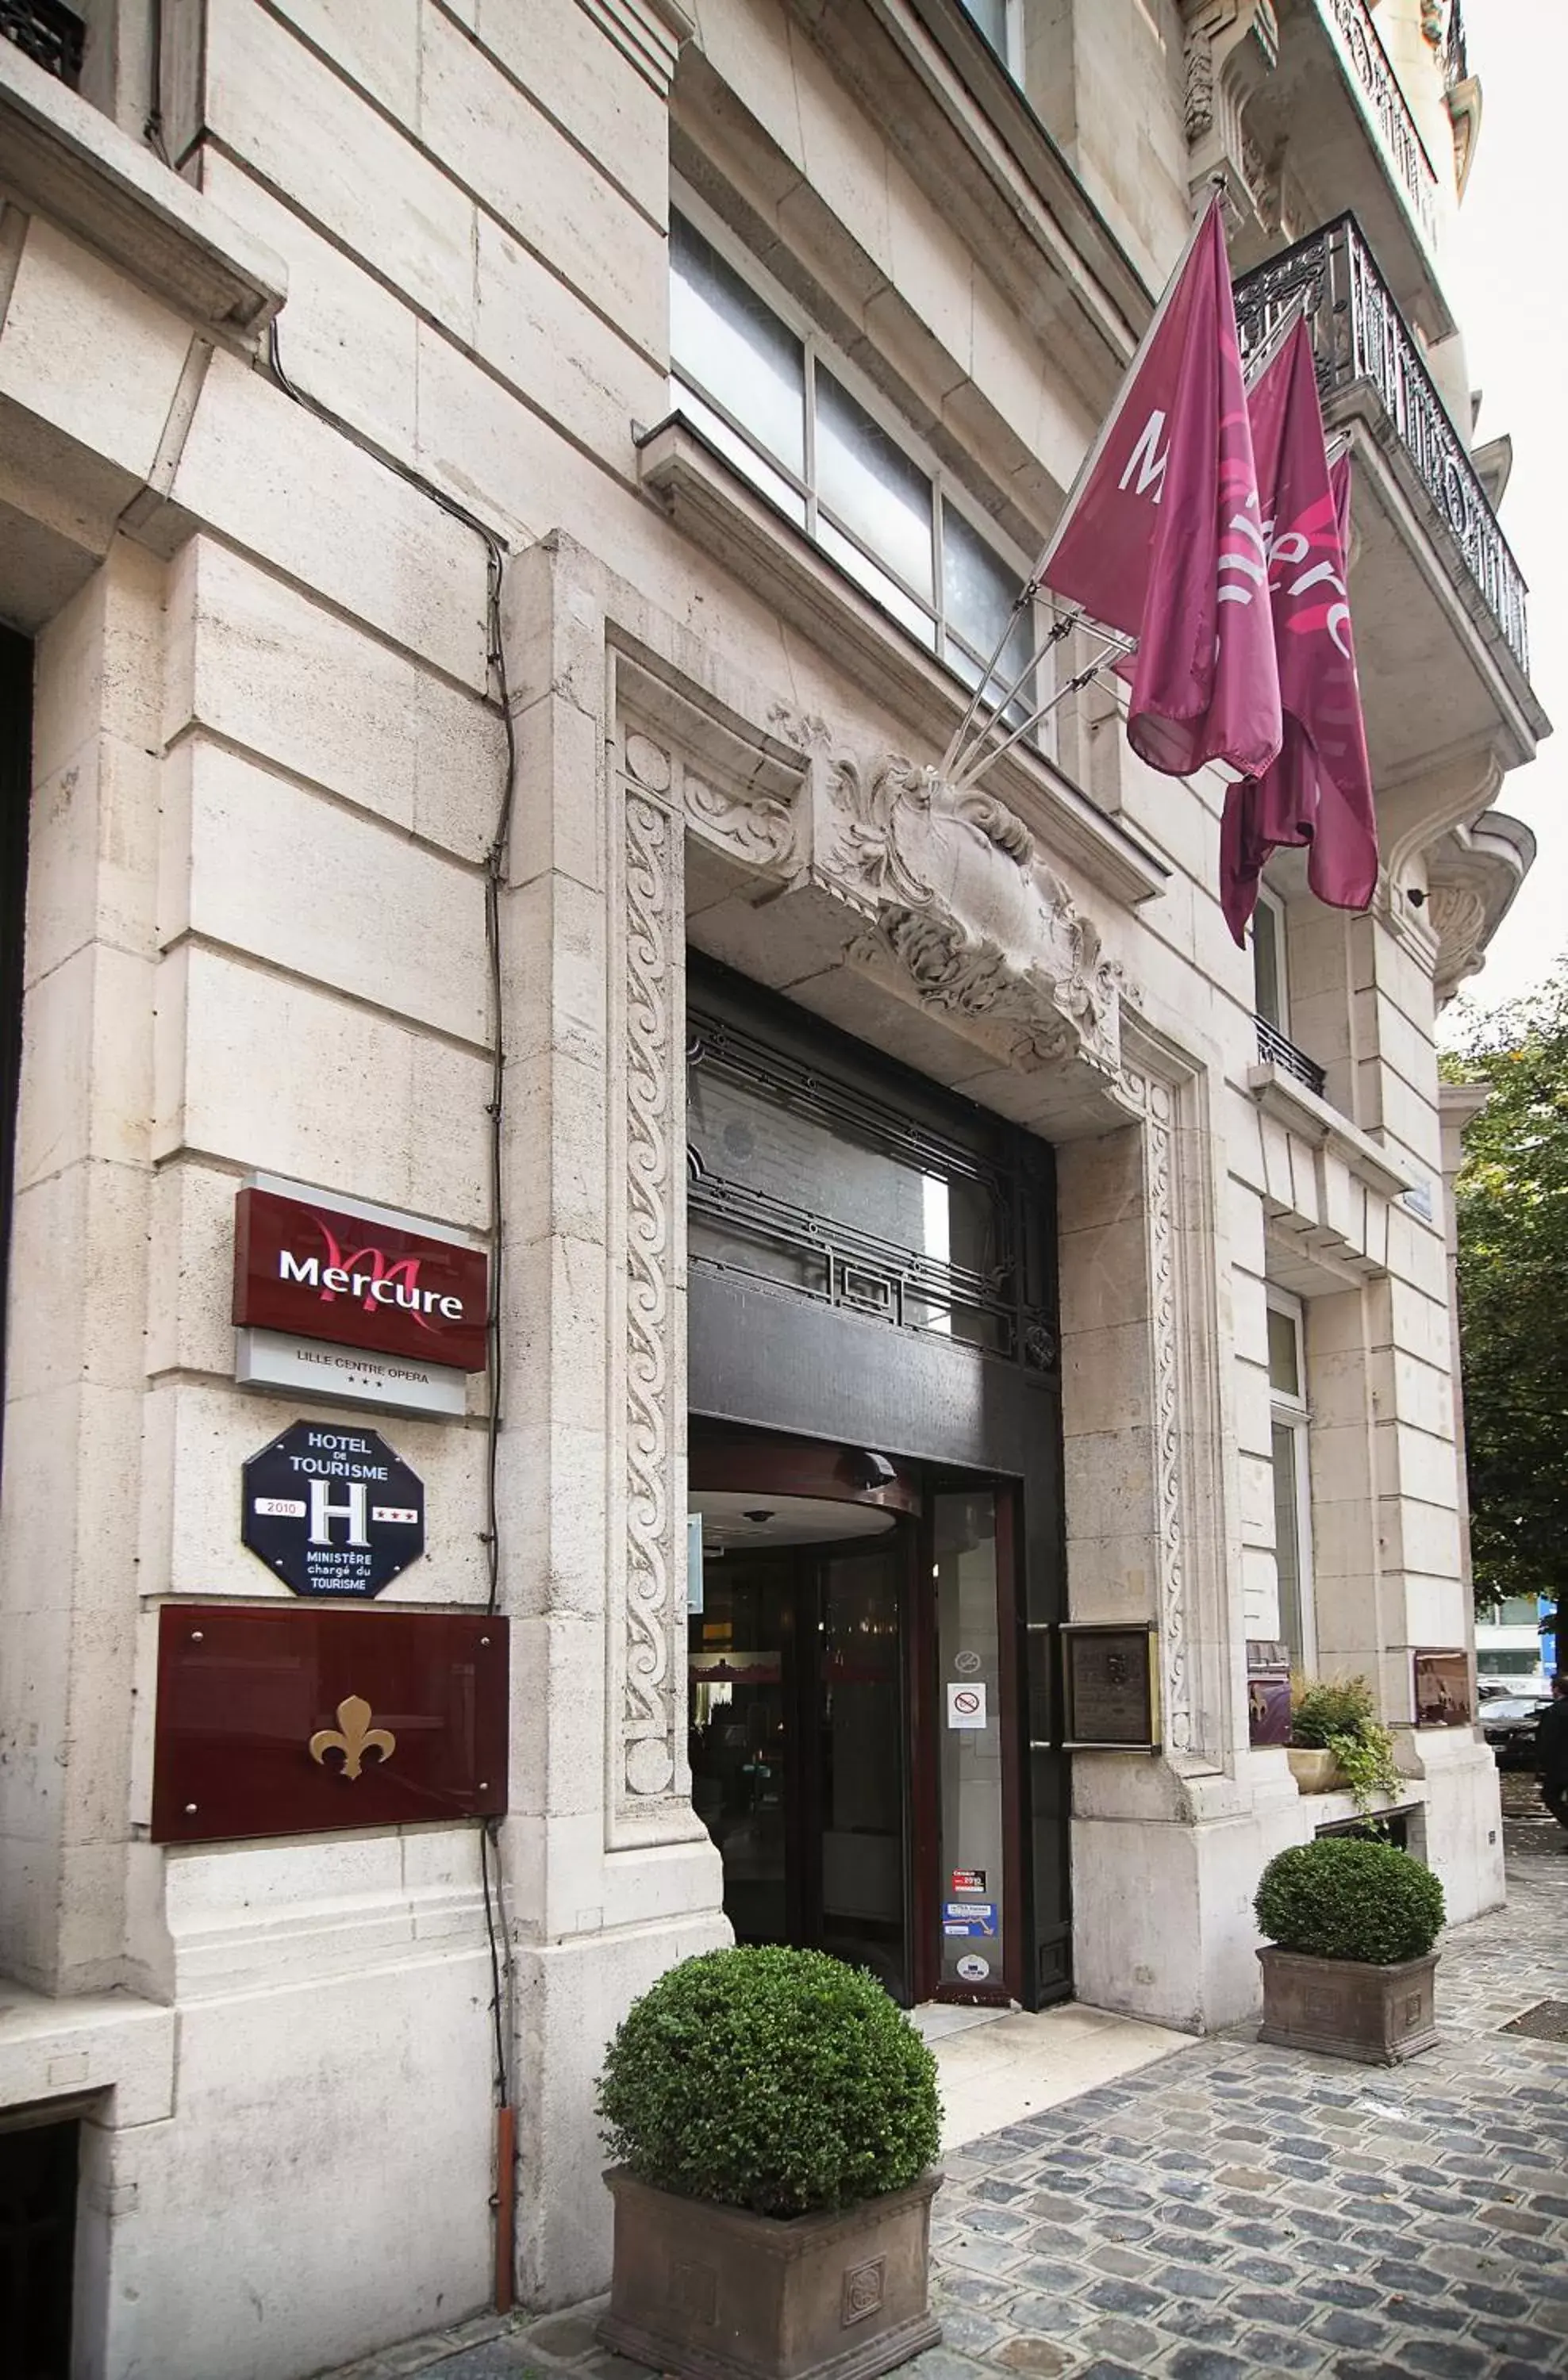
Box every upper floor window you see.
[958,0,1021,75]
[670,203,1036,726]
[1251,886,1288,1034]
[1267,1289,1316,1674]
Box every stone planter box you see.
[1286,1747,1343,1793]
[1258,1945,1439,2063]
[598,2165,943,2380]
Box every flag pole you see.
[951,635,1128,792]
[936,585,1050,781]
[946,185,1224,782]
[1240,292,1308,393]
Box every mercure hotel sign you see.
[233,1186,489,1372]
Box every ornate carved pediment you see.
[1180,0,1280,230]
[1426,810,1535,1005]
[626,701,1128,1096]
[822,754,1124,1078]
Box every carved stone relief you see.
[610,700,1148,1818]
[818,747,1126,1081]
[1116,1065,1194,1760]
[1178,0,1281,229]
[618,770,682,1812]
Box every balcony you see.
[1255,1016,1326,1100]
[1223,0,1452,343]
[1236,215,1547,778]
[1314,0,1437,250]
[0,1,83,88]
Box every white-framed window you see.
[1251,886,1289,1034]
[668,190,1039,727]
[959,0,1024,79]
[1266,1288,1316,1674]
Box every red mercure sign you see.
[233,1188,488,1372]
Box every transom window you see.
[686,981,1057,1371]
[669,202,1037,725]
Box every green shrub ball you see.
[597,1945,942,2218]
[1255,1837,1445,1966]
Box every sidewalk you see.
[320,1784,1568,2380]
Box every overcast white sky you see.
[1443,0,1564,1016]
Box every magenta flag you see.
[1219,318,1378,946]
[1042,196,1281,780]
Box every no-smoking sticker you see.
[947,1682,988,1730]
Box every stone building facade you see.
[0,1,1547,2374]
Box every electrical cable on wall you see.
[265,320,521,2301]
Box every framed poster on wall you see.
[1412,1648,1472,1728]
[1061,1623,1160,1752]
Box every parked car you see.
[1482,1696,1547,1770]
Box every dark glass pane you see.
[817,1545,907,1999]
[935,1491,1007,1992]
[688,1063,1002,1276]
[688,1556,791,1946]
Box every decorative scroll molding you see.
[620,784,680,1806]
[1426,809,1535,1005]
[1118,1065,1193,1760]
[610,690,1132,1813]
[819,749,1125,1081]
[1178,0,1280,228]
[627,718,799,872]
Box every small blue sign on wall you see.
[943,1902,997,1937]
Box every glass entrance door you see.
[687,1524,910,2001]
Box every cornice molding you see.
[1247,1061,1413,1203]
[1426,808,1535,1004]
[779,0,1151,408]
[0,39,285,339]
[579,0,693,94]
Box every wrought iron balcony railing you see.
[1255,1015,1327,1100]
[1318,0,1438,251]
[0,0,83,87]
[1235,215,1531,678]
[1443,0,1468,90]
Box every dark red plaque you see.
[233,1187,489,1371]
[151,1605,508,1844]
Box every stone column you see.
[0,537,163,1994]
[498,542,725,2312]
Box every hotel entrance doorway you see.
[684,959,1070,2008]
[688,1427,1035,2008]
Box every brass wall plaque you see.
[1062,1623,1159,1751]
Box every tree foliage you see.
[1447,965,1568,1632]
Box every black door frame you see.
[686,958,1070,2010]
[0,628,30,1479]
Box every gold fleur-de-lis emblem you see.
[309,1695,396,1781]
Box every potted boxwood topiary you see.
[1255,1835,1445,2063]
[596,1944,942,2380]
[1288,1675,1401,1811]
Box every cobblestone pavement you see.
[321,1781,1568,2380]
